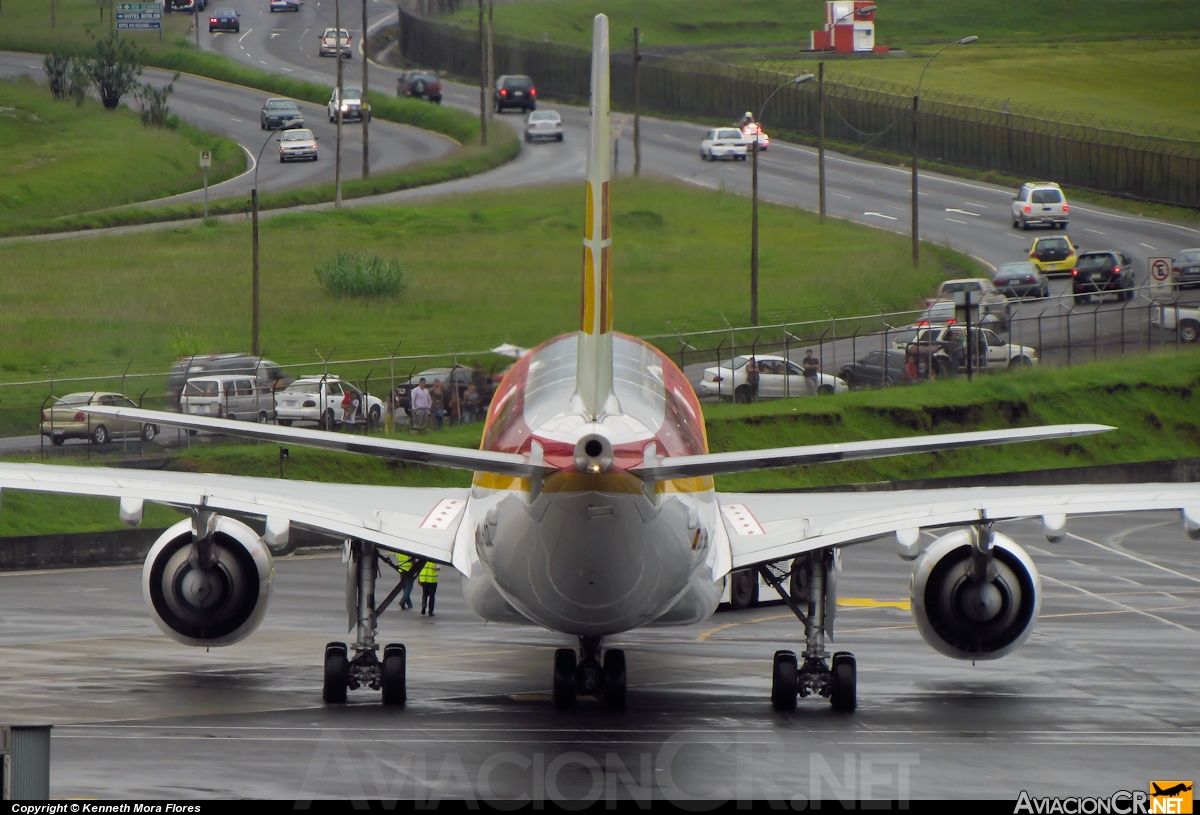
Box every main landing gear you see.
[322,539,425,706]
[552,636,627,710]
[758,549,857,713]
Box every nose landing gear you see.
[760,550,857,712]
[552,636,627,710]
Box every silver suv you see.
[1012,182,1069,230]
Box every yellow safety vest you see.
[419,562,440,584]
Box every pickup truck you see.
[895,325,1039,371]
[1151,304,1200,343]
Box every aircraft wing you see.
[79,405,553,480]
[719,483,1200,569]
[0,463,469,564]
[635,424,1112,480]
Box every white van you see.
[179,375,276,423]
[1012,182,1069,230]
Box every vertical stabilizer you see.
[574,13,621,420]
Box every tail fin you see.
[573,13,621,420]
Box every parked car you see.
[1028,235,1078,276]
[525,110,563,143]
[166,354,290,407]
[208,7,239,31]
[1012,181,1069,230]
[269,0,300,11]
[1172,249,1200,290]
[914,298,1000,329]
[992,262,1051,299]
[168,0,205,11]
[1072,250,1136,303]
[493,75,537,113]
[41,392,158,446]
[180,376,277,424]
[1151,303,1200,343]
[700,128,748,162]
[278,128,318,162]
[741,121,769,150]
[393,367,479,416]
[260,98,304,130]
[274,376,384,429]
[932,278,1010,328]
[838,350,914,389]
[319,27,351,58]
[328,85,369,122]
[903,325,1039,370]
[698,355,847,402]
[398,70,442,103]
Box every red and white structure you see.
[810,1,888,54]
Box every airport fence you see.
[393,8,1200,208]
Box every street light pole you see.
[250,127,292,356]
[750,73,814,325]
[361,0,369,178]
[477,0,487,145]
[633,26,641,176]
[910,35,977,268]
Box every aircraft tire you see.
[771,650,798,711]
[830,652,857,712]
[322,641,348,704]
[601,649,626,710]
[381,643,406,706]
[552,648,577,710]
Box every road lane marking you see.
[945,208,980,216]
[1085,228,1105,235]
[833,192,851,199]
[964,202,989,209]
[1141,243,1157,250]
[864,211,897,220]
[239,28,253,42]
[1041,574,1197,634]
[1066,532,1200,586]
[886,204,905,211]
[946,217,969,225]
[260,60,269,64]
[230,117,244,122]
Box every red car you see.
[399,70,442,103]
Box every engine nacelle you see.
[910,529,1040,661]
[142,517,274,647]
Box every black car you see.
[493,75,536,113]
[260,98,304,130]
[399,70,442,103]
[1072,250,1136,303]
[1173,249,1200,290]
[208,7,239,31]
[168,0,205,11]
[166,354,289,407]
[992,261,1050,299]
[838,350,912,389]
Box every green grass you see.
[0,0,195,54]
[0,176,974,408]
[4,349,1199,537]
[0,76,243,223]
[448,0,1200,135]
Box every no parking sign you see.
[1149,256,1174,301]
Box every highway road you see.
[1,511,1196,798]
[0,50,455,207]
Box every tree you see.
[81,34,144,110]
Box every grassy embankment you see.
[0,76,243,223]
[0,176,975,429]
[3,348,1198,537]
[0,0,519,236]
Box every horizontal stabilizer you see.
[82,406,553,479]
[633,424,1113,481]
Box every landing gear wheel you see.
[730,568,759,610]
[771,650,798,711]
[601,649,626,710]
[552,648,577,710]
[381,643,406,706]
[830,652,857,712]
[323,641,348,704]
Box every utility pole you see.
[633,26,641,176]
[335,0,344,207]
[818,61,826,222]
[252,189,260,356]
[486,0,494,126]
[910,93,918,267]
[194,1,199,47]
[477,0,487,145]
[361,0,369,178]
[750,134,759,325]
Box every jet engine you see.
[909,529,1040,661]
[142,516,274,647]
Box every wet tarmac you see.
[1,511,1196,802]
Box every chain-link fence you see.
[394,8,1200,208]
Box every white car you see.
[1012,181,1069,231]
[700,128,748,161]
[319,28,351,58]
[915,297,1001,329]
[901,326,1039,370]
[699,355,848,402]
[932,278,1011,328]
[274,376,384,429]
[742,122,769,150]
[278,128,317,162]
[524,110,563,143]
[328,85,368,122]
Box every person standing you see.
[744,357,759,402]
[431,380,446,430]
[410,378,432,434]
[395,553,416,610]
[801,349,821,392]
[419,560,441,617]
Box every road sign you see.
[116,2,158,9]
[1149,257,1173,283]
[199,151,212,168]
[117,1,160,29]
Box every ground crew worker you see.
[419,560,441,617]
[395,553,416,610]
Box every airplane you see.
[1152,783,1193,798]
[2,14,1200,713]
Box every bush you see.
[81,34,145,110]
[315,252,406,298]
[43,48,88,106]
[134,72,180,127]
